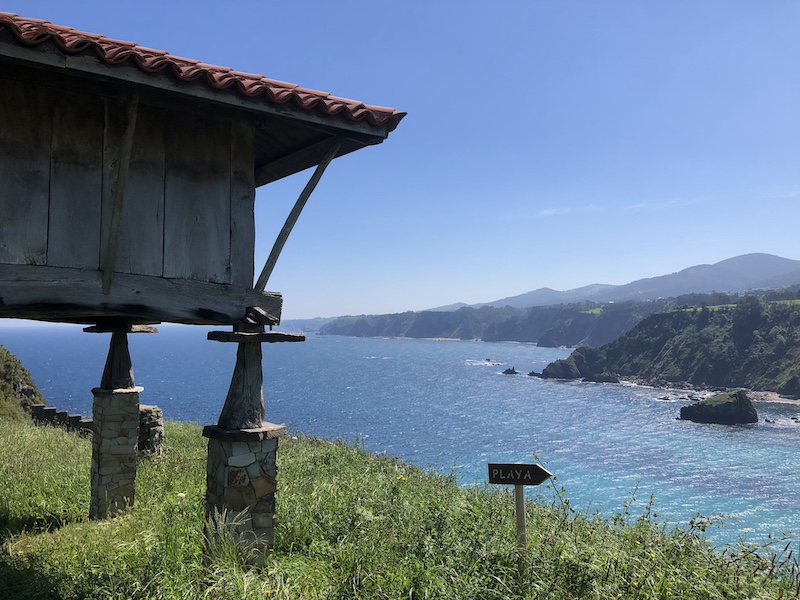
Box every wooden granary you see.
[0,12,403,553]
[0,13,403,326]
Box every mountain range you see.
[432,253,800,311]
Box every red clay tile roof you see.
[0,12,404,132]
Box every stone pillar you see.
[204,327,304,560]
[202,422,286,557]
[90,387,141,519]
[89,330,141,519]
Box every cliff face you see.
[321,301,670,346]
[538,298,800,396]
[0,344,45,420]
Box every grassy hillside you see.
[542,297,800,396]
[1,420,798,598]
[0,344,45,420]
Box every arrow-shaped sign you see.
[488,463,552,486]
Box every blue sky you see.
[5,1,800,319]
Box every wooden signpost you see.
[488,462,553,573]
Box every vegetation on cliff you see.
[541,297,800,396]
[319,299,671,346]
[0,344,44,420]
[2,420,800,599]
[320,288,800,348]
[679,390,759,425]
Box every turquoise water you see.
[3,323,800,547]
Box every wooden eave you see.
[0,33,394,186]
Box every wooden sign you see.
[488,463,552,486]
[488,461,554,574]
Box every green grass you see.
[1,420,799,599]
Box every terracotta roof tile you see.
[0,12,404,132]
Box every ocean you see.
[2,322,800,548]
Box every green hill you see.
[1,420,798,598]
[320,300,673,346]
[540,297,800,396]
[0,344,44,420]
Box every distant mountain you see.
[475,254,800,309]
[426,302,470,312]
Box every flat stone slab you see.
[207,331,305,343]
[202,422,287,442]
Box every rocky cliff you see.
[537,297,800,396]
[0,344,45,420]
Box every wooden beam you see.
[254,137,342,292]
[0,264,282,325]
[245,306,279,326]
[254,135,372,187]
[102,94,139,294]
[207,331,305,343]
[83,324,159,334]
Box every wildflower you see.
[177,493,186,499]
[396,475,406,481]
[631,581,639,588]
[649,552,656,559]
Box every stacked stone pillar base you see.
[202,422,286,562]
[90,388,141,519]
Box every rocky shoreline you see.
[617,376,797,405]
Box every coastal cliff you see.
[320,300,670,346]
[0,344,45,420]
[538,297,800,396]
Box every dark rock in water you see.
[502,367,518,375]
[539,356,581,379]
[679,390,758,425]
[527,371,542,377]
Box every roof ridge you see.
[0,12,404,131]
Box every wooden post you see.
[217,341,264,430]
[254,137,342,292]
[102,95,139,295]
[515,484,527,573]
[487,462,553,576]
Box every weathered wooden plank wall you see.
[164,112,232,284]
[101,101,166,277]
[0,74,260,298]
[0,77,51,265]
[229,119,256,288]
[48,89,104,269]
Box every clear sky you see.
[5,1,800,319]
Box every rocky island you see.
[679,390,758,425]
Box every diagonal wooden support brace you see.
[254,137,342,292]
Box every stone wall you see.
[138,405,164,456]
[30,404,93,435]
[203,422,285,563]
[28,402,164,456]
